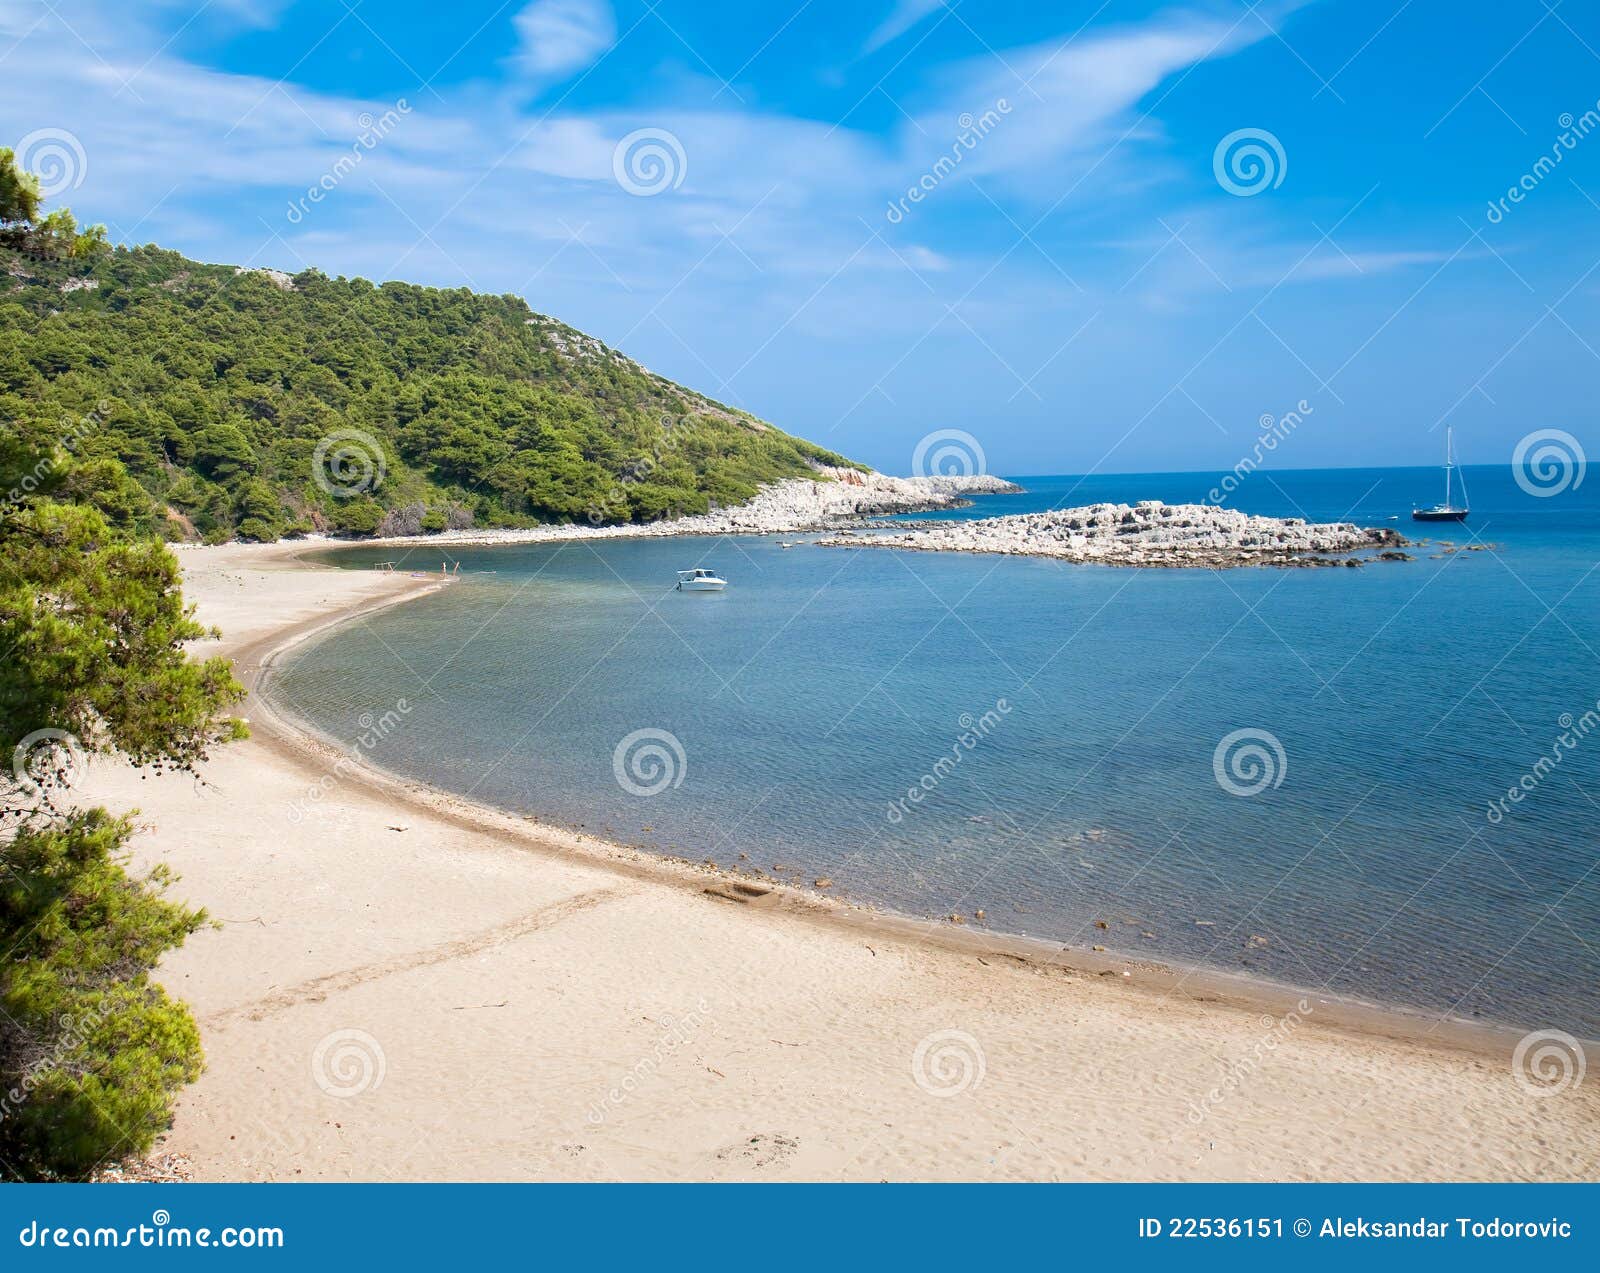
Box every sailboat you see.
[1412,426,1469,522]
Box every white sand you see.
[77,542,1597,1182]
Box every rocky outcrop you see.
[233,266,295,290]
[714,468,1020,523]
[815,500,1405,568]
[376,468,1023,547]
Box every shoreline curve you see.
[77,537,1596,1182]
[248,542,1556,1060]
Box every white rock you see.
[373,467,1021,547]
[813,501,1399,569]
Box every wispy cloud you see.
[0,1,1310,296]
[1285,248,1465,281]
[512,0,616,79]
[862,0,946,54]
[14,0,1482,473]
[149,0,293,29]
[902,8,1272,193]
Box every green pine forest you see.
[1,233,863,544]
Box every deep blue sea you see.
[270,465,1599,1036]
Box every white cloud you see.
[901,10,1272,192]
[902,244,950,271]
[1100,210,1462,307]
[1282,248,1460,282]
[863,0,946,54]
[0,0,1283,281]
[0,0,1336,415]
[177,0,292,27]
[0,0,38,37]
[512,0,616,78]
[516,118,618,181]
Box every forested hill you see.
[0,243,862,541]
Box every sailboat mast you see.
[1444,426,1453,506]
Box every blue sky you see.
[3,0,1599,476]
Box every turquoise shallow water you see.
[270,466,1600,1035]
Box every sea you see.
[267,465,1600,1037]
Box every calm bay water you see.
[270,466,1600,1035]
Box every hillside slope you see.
[0,245,861,541]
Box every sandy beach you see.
[78,541,1597,1182]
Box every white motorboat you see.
[675,568,727,591]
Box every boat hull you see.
[1411,508,1468,522]
[677,580,726,591]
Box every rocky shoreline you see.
[373,468,1022,547]
[817,500,1409,568]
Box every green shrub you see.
[331,497,384,535]
[0,811,206,1180]
[191,422,255,482]
[0,166,244,1183]
[234,516,277,542]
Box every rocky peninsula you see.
[817,500,1408,568]
[378,468,1022,547]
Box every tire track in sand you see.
[208,887,622,1026]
